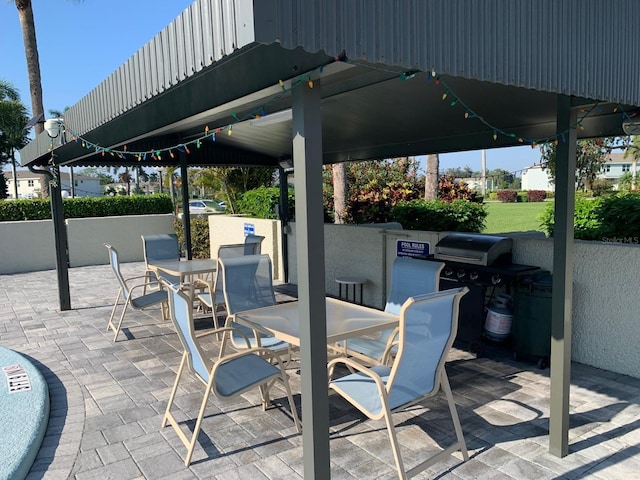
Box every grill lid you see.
[434,233,513,266]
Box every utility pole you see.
[481,149,487,197]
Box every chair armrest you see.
[328,356,383,383]
[128,281,167,296]
[193,278,212,290]
[380,327,400,365]
[327,356,387,395]
[124,274,155,283]
[205,325,254,354]
[215,346,280,366]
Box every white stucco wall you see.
[207,215,283,280]
[0,214,175,274]
[67,214,175,265]
[512,234,640,377]
[0,220,56,273]
[287,225,640,379]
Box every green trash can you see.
[513,270,552,368]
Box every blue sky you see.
[1,1,542,174]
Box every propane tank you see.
[484,294,513,341]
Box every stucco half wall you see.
[0,214,175,274]
[287,224,640,380]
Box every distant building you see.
[521,165,554,191]
[599,152,639,190]
[3,170,102,199]
[520,152,640,192]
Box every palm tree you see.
[118,169,131,195]
[14,0,48,198]
[623,136,640,190]
[14,1,43,135]
[0,79,29,199]
[332,163,347,223]
[424,154,439,200]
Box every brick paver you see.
[1,263,639,479]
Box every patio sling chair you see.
[141,233,180,288]
[218,254,291,361]
[104,243,168,342]
[244,234,265,254]
[161,282,301,466]
[328,287,469,480]
[194,242,261,330]
[341,256,444,365]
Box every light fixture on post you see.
[44,118,63,138]
[278,158,294,171]
[249,109,293,127]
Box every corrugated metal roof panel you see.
[56,0,248,136]
[255,0,640,106]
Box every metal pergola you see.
[20,1,640,478]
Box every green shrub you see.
[392,199,487,232]
[541,193,640,240]
[516,191,529,203]
[0,194,173,222]
[173,217,210,259]
[595,193,640,241]
[237,186,295,219]
[591,178,614,197]
[487,192,499,201]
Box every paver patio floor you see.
[1,263,639,479]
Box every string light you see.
[48,55,633,168]
[51,61,336,167]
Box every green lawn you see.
[482,201,550,234]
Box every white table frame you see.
[149,259,217,297]
[234,297,398,348]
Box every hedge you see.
[392,199,487,232]
[237,186,295,219]
[527,190,547,202]
[539,193,640,241]
[497,190,518,203]
[0,194,173,222]
[173,217,210,259]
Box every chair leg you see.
[440,370,468,461]
[162,353,187,428]
[112,300,129,342]
[184,370,216,466]
[278,371,302,433]
[107,289,123,335]
[382,400,408,480]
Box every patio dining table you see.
[149,259,217,298]
[234,297,398,349]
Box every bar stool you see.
[335,276,366,304]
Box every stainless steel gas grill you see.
[431,233,538,354]
[434,233,513,266]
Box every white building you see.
[599,152,639,189]
[520,152,640,192]
[3,170,102,199]
[521,165,554,191]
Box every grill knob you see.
[469,271,479,281]
[444,267,454,277]
[491,274,503,285]
[456,269,466,279]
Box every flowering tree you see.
[540,137,617,191]
[323,157,425,224]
